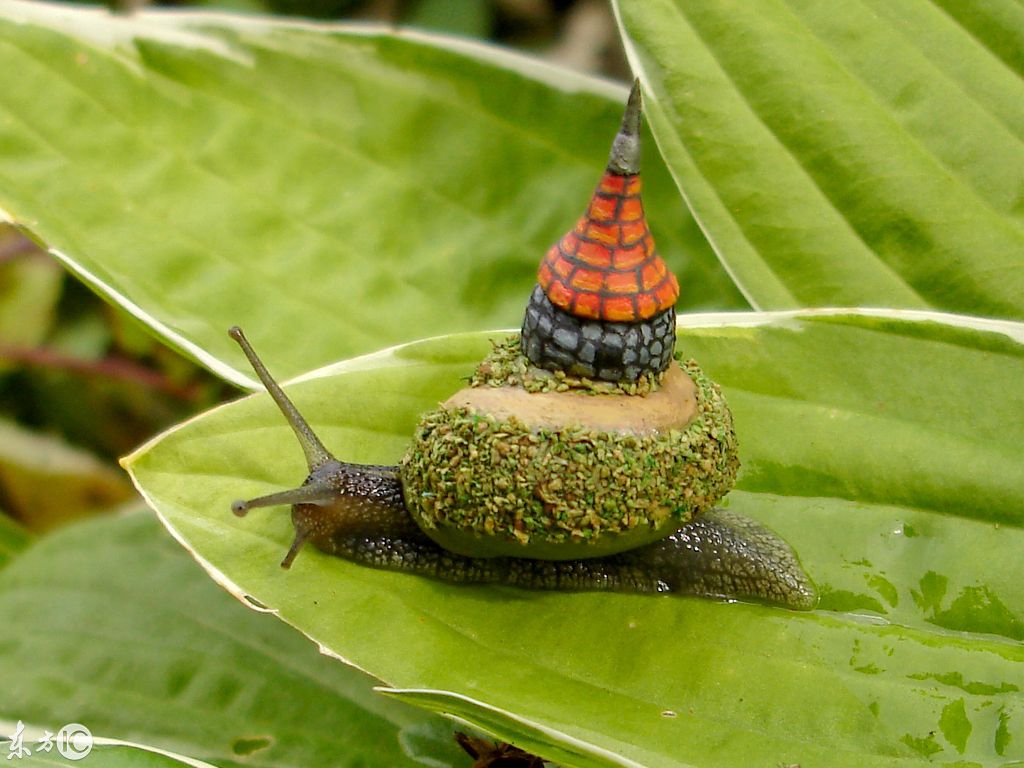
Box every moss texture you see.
[469,336,666,395]
[401,354,739,560]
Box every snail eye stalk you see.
[230,483,341,518]
[228,326,345,568]
[228,326,335,472]
[230,482,338,570]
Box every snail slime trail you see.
[229,81,817,610]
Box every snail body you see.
[230,82,816,609]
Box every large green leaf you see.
[0,511,31,569]
[0,227,62,371]
[124,312,1024,767]
[1,732,219,768]
[0,0,742,387]
[613,0,1024,319]
[0,418,135,531]
[0,511,468,768]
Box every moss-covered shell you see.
[400,352,739,560]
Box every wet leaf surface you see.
[126,314,1024,767]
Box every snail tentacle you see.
[231,482,343,516]
[229,327,403,567]
[229,326,334,471]
[280,529,310,570]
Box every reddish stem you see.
[0,342,202,401]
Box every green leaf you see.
[405,0,494,38]
[613,0,1024,319]
[124,312,1024,767]
[0,510,469,767]
[0,512,31,568]
[0,229,62,369]
[0,418,135,531]
[1,732,219,768]
[0,0,742,387]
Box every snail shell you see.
[228,81,817,609]
[401,351,738,559]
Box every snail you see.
[230,82,816,610]
[454,732,545,768]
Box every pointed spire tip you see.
[607,79,642,175]
[621,79,641,136]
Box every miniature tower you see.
[521,81,679,382]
